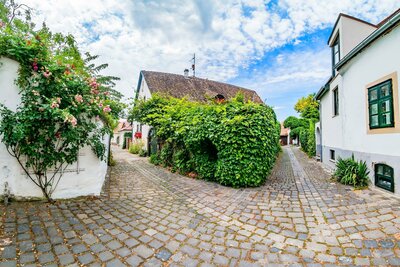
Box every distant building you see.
[133,70,263,154]
[280,123,290,146]
[315,9,400,194]
[112,119,133,149]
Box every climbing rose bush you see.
[130,94,281,187]
[0,3,118,201]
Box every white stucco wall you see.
[340,17,376,57]
[0,57,109,200]
[133,75,152,149]
[339,26,400,156]
[320,24,400,193]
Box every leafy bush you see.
[139,149,147,157]
[129,140,144,154]
[149,153,161,165]
[130,94,280,187]
[307,120,316,157]
[299,128,309,152]
[334,155,370,188]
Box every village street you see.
[0,146,399,266]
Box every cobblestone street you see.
[1,146,400,266]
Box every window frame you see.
[331,35,340,76]
[375,164,394,192]
[367,79,394,129]
[333,87,339,116]
[329,149,335,161]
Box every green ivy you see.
[130,94,280,187]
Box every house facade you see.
[133,70,263,153]
[316,10,400,195]
[112,119,133,149]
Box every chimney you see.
[184,69,189,78]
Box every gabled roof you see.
[327,13,377,45]
[139,71,263,104]
[336,9,400,70]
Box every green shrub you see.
[149,153,161,165]
[129,140,144,154]
[129,94,280,187]
[299,128,309,152]
[307,120,316,157]
[334,155,369,188]
[139,149,147,157]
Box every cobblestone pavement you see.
[1,146,400,266]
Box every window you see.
[332,36,340,76]
[368,80,394,129]
[375,164,394,192]
[333,87,339,116]
[330,150,335,161]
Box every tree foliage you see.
[294,93,319,120]
[130,94,281,187]
[0,0,124,201]
[284,93,319,157]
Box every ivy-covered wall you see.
[130,94,281,187]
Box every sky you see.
[21,0,399,121]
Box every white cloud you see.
[20,0,399,102]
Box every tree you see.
[294,94,319,120]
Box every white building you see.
[0,57,109,200]
[315,9,400,195]
[112,119,133,149]
[133,70,263,154]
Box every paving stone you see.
[155,248,172,261]
[134,245,154,258]
[99,251,114,261]
[38,253,55,264]
[78,253,95,264]
[59,254,75,265]
[126,255,144,266]
[106,258,125,267]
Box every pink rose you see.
[74,94,83,103]
[103,105,112,113]
[51,102,59,109]
[43,70,52,78]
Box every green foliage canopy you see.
[130,94,281,187]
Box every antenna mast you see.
[191,53,195,77]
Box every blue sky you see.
[23,0,399,121]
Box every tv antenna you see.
[191,53,195,77]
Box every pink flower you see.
[50,102,59,109]
[98,102,103,108]
[56,97,61,104]
[64,115,77,127]
[103,91,110,96]
[43,70,52,78]
[74,94,83,103]
[70,116,77,127]
[103,105,112,113]
[91,88,99,95]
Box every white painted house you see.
[0,57,109,200]
[133,70,263,154]
[315,9,400,195]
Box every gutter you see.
[336,12,400,70]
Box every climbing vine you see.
[130,94,281,187]
[0,1,123,201]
